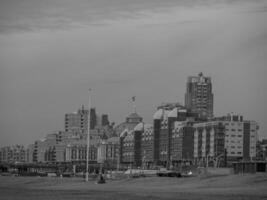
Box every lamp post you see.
[142,150,146,170]
[85,88,91,182]
[117,149,120,172]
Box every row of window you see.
[226,135,243,137]
[123,152,134,156]
[230,152,242,155]
[225,123,243,126]
[227,146,243,149]
[226,135,255,138]
[225,129,243,132]
[142,137,153,141]
[172,134,181,138]
[142,132,153,136]
[123,143,133,147]
[226,140,242,144]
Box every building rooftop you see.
[168,107,178,118]
[188,72,211,83]
[157,102,184,110]
[153,109,170,120]
[153,109,164,120]
[120,128,129,138]
[134,122,144,132]
[127,112,142,119]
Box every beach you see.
[1,173,267,200]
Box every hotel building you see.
[185,72,213,119]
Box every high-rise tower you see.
[64,106,97,133]
[185,72,213,119]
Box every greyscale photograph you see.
[0,0,267,199]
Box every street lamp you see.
[85,88,92,182]
[142,150,146,170]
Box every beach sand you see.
[0,173,267,200]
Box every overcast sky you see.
[0,0,267,146]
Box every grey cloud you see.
[0,0,261,34]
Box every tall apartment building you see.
[32,134,59,163]
[0,145,26,163]
[120,123,154,168]
[26,144,35,163]
[153,108,169,165]
[119,104,197,168]
[120,129,135,164]
[193,121,225,166]
[140,124,154,167]
[185,72,213,119]
[222,114,258,161]
[170,121,195,163]
[64,106,97,133]
[101,114,110,126]
[153,104,197,166]
[193,113,259,165]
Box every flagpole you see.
[132,96,136,113]
[86,88,91,182]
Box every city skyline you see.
[1,0,267,146]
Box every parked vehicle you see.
[156,168,181,177]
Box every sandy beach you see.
[1,173,267,200]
